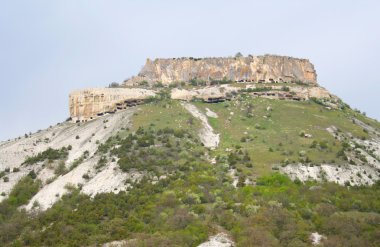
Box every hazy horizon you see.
[1,0,379,141]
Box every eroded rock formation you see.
[124,55,317,86]
[69,88,155,122]
[171,84,334,102]
[69,55,329,121]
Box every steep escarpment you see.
[69,88,155,122]
[124,55,317,85]
[68,55,325,122]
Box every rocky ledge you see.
[69,55,331,122]
[124,54,317,86]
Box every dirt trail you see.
[182,103,220,149]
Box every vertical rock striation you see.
[69,88,155,122]
[69,55,324,121]
[124,55,317,85]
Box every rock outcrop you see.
[69,88,155,122]
[68,55,328,121]
[124,55,317,86]
[171,84,334,102]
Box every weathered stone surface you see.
[69,55,327,121]
[171,84,334,102]
[69,88,155,122]
[171,85,238,101]
[69,85,333,121]
[124,55,317,85]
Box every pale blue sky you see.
[1,1,379,141]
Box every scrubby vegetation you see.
[22,147,69,165]
[193,97,371,177]
[114,128,203,174]
[0,168,379,246]
[0,96,379,246]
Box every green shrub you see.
[23,147,69,165]
[7,176,41,206]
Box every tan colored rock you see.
[69,88,155,122]
[124,55,317,86]
[171,84,334,102]
[69,55,332,121]
[171,85,238,101]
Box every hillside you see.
[0,55,380,246]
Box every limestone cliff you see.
[69,55,327,122]
[69,88,155,122]
[124,55,317,85]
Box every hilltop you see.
[69,55,332,122]
[124,55,317,86]
[0,55,379,246]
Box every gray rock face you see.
[124,55,317,85]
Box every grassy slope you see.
[131,100,202,136]
[196,97,371,175]
[0,97,379,246]
[128,96,375,178]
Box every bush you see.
[54,161,68,176]
[23,147,69,165]
[28,170,37,179]
[96,156,108,169]
[7,176,41,206]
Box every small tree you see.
[235,52,243,57]
[108,82,120,88]
[28,170,37,179]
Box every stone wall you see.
[124,55,317,86]
[69,88,155,122]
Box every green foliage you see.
[310,97,325,106]
[209,77,233,85]
[239,86,273,93]
[96,156,107,169]
[69,151,89,170]
[255,173,292,186]
[6,177,41,207]
[144,89,173,103]
[190,78,207,87]
[22,147,69,165]
[1,95,380,246]
[54,161,68,176]
[28,170,37,179]
[113,127,203,174]
[0,163,380,246]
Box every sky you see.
[0,0,379,141]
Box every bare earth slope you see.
[0,109,136,204]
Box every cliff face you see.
[125,55,317,85]
[69,55,324,121]
[69,88,155,122]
